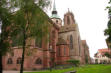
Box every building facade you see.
[2,1,91,70]
[58,11,83,63]
[94,49,111,64]
[81,40,91,64]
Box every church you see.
[2,1,91,70]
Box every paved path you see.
[3,71,40,73]
[3,71,19,73]
[64,71,76,73]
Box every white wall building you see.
[94,49,111,64]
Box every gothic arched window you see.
[70,35,73,49]
[7,58,13,64]
[35,58,42,64]
[35,37,42,48]
[67,16,70,25]
[17,57,22,64]
[78,37,81,56]
[64,47,66,55]
[58,47,61,56]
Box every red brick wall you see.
[56,45,70,65]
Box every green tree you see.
[0,0,13,73]
[104,0,111,48]
[104,52,111,58]
[11,0,51,73]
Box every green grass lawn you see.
[24,64,111,73]
[76,64,111,73]
[24,67,74,73]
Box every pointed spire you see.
[51,0,59,18]
[53,0,56,11]
[52,0,57,15]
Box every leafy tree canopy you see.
[0,0,13,55]
[104,52,111,58]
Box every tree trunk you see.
[20,31,26,73]
[0,39,3,73]
[0,53,3,73]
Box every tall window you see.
[67,16,70,25]
[58,47,61,56]
[70,35,73,49]
[7,58,13,64]
[78,37,81,56]
[35,58,42,64]
[64,47,66,56]
[35,37,42,48]
[17,57,22,64]
[11,32,23,47]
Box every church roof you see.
[56,38,68,45]
[59,24,76,33]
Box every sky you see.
[47,0,109,58]
[0,0,109,58]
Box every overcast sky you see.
[47,0,109,58]
[0,0,109,58]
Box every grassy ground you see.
[24,67,74,73]
[24,64,111,73]
[76,64,111,73]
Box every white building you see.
[94,49,111,64]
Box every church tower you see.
[59,10,83,63]
[64,10,76,26]
[51,0,62,27]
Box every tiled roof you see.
[98,49,110,53]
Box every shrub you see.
[32,68,37,71]
[67,59,80,67]
[12,68,17,70]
